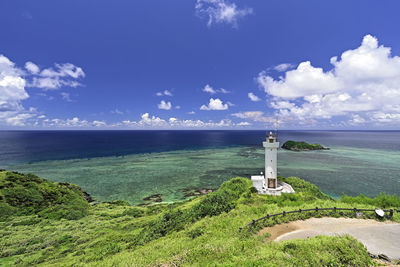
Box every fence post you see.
[299,208,302,213]
[252,219,255,225]
[315,207,319,212]
[283,211,286,216]
[267,214,270,219]
[334,207,336,212]
[390,209,394,218]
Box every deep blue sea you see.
[1,130,399,204]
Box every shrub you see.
[187,228,203,239]
[249,186,258,194]
[0,170,90,220]
[132,178,251,247]
[0,202,16,220]
[190,191,236,219]
[133,209,187,245]
[123,207,145,217]
[2,186,44,208]
[282,176,332,201]
[88,242,122,261]
[278,235,372,266]
[11,217,40,226]
[38,202,89,220]
[190,177,250,219]
[341,192,400,208]
[58,235,74,244]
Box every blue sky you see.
[1,0,400,129]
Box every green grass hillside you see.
[0,170,399,266]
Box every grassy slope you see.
[0,172,399,266]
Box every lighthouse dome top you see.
[268,131,277,141]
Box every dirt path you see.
[259,218,400,260]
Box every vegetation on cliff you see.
[0,170,90,220]
[0,170,399,266]
[282,140,328,151]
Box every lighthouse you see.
[263,131,279,189]
[251,131,295,195]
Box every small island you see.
[282,140,329,151]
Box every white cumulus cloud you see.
[258,34,400,126]
[158,100,172,110]
[164,90,173,96]
[0,54,34,126]
[218,88,230,94]
[202,84,231,94]
[195,0,253,27]
[200,98,229,110]
[6,113,34,126]
[231,111,275,123]
[237,121,251,126]
[248,92,261,102]
[41,117,90,128]
[156,89,173,96]
[273,63,295,72]
[202,84,216,94]
[111,109,124,115]
[93,120,107,127]
[138,113,168,127]
[29,62,85,90]
[61,92,72,102]
[25,61,40,74]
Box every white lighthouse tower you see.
[264,131,279,189]
[251,131,295,195]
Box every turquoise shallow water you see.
[5,144,400,204]
[278,146,400,198]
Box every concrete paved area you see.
[260,218,400,260]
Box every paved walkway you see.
[259,218,400,260]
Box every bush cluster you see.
[132,177,252,246]
[122,207,145,217]
[0,170,90,220]
[341,192,400,208]
[190,178,250,219]
[281,176,332,200]
[278,235,372,266]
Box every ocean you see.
[1,130,399,204]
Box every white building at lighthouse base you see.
[251,174,295,196]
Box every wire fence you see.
[239,207,399,232]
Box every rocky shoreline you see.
[140,188,215,205]
[183,188,214,198]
